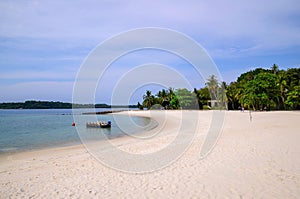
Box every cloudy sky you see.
[0,0,299,103]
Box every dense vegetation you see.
[0,101,137,109]
[0,101,73,109]
[226,65,300,110]
[140,65,300,110]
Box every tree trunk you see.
[281,95,286,110]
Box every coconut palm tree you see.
[276,71,287,109]
[206,75,219,100]
[142,90,155,109]
[271,64,279,75]
[218,81,228,110]
[156,89,169,109]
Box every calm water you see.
[0,109,155,153]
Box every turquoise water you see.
[0,109,154,153]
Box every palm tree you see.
[285,85,300,109]
[143,90,155,109]
[156,89,169,109]
[218,81,228,110]
[156,89,168,102]
[226,82,240,110]
[277,71,287,109]
[168,87,175,99]
[193,88,201,109]
[167,88,178,109]
[206,75,219,100]
[271,64,279,75]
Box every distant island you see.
[0,100,138,109]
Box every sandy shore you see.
[0,110,299,198]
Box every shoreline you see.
[0,110,171,157]
[0,109,157,155]
[1,110,299,198]
[0,110,298,156]
[0,140,83,157]
[1,109,298,156]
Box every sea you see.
[0,108,156,153]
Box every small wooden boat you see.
[86,121,111,128]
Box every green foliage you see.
[226,82,239,110]
[137,102,143,110]
[218,81,228,110]
[241,73,279,110]
[142,90,155,109]
[237,68,269,83]
[138,65,296,111]
[141,88,198,110]
[194,87,211,109]
[170,94,180,109]
[206,75,219,100]
[285,85,300,109]
[175,88,198,109]
[227,65,300,110]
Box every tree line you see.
[0,101,138,109]
[139,65,300,110]
[0,101,73,109]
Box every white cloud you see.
[0,0,299,102]
[1,0,299,50]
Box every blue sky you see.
[0,0,299,103]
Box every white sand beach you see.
[0,110,299,198]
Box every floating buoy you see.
[72,122,75,126]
